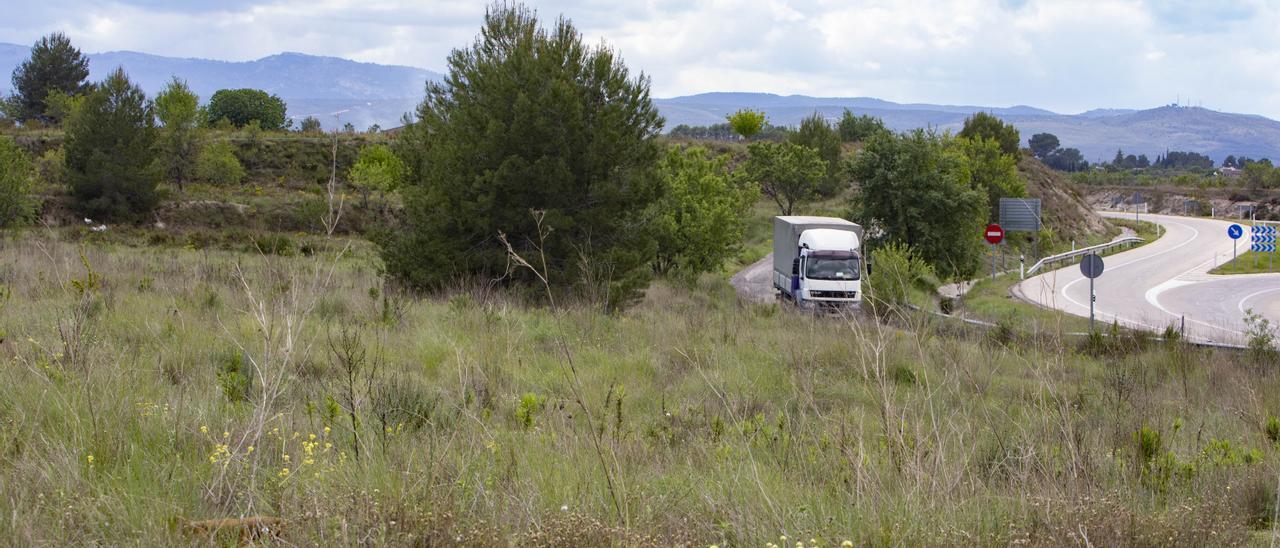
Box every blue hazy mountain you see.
[658,92,1280,162]
[0,42,437,130]
[2,43,1277,161]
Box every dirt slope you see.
[1018,155,1113,244]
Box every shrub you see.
[216,350,252,402]
[0,135,36,227]
[1244,309,1278,364]
[515,392,545,430]
[349,144,404,201]
[194,140,246,185]
[299,116,322,133]
[34,147,65,187]
[864,242,938,312]
[250,233,295,256]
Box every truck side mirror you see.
[792,257,800,276]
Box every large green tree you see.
[205,89,289,130]
[790,113,843,196]
[958,136,1026,220]
[745,141,826,215]
[0,136,36,227]
[650,145,758,276]
[382,5,664,307]
[1027,133,1060,159]
[9,32,90,124]
[153,77,201,190]
[63,67,161,221]
[850,130,987,279]
[958,112,1020,156]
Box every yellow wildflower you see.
[199,425,208,434]
[86,454,94,465]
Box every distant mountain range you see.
[657,93,1280,163]
[0,42,437,131]
[2,43,1277,162]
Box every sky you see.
[4,0,1279,118]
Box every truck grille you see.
[809,291,857,299]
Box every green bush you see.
[194,140,246,185]
[216,350,252,402]
[250,233,295,256]
[0,135,36,227]
[864,242,938,312]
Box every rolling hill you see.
[657,93,1280,163]
[2,43,1278,161]
[0,42,437,131]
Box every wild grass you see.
[0,231,1278,545]
[1211,251,1280,275]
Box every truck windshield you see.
[805,256,860,280]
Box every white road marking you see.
[1238,287,1280,315]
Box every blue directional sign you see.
[1252,225,1277,236]
[1252,234,1276,244]
[1228,224,1244,239]
[1251,243,1276,253]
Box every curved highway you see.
[1015,212,1280,346]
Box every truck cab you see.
[795,229,862,303]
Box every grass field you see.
[2,228,1279,545]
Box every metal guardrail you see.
[1023,236,1145,277]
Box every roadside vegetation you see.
[3,234,1280,545]
[2,3,1280,546]
[1211,251,1280,275]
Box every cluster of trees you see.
[1028,133,1089,172]
[1153,151,1213,170]
[1223,155,1273,169]
[851,115,1026,279]
[0,32,423,226]
[670,108,889,145]
[668,122,790,141]
[379,6,759,308]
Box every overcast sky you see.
[4,0,1279,117]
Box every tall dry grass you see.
[0,230,1277,545]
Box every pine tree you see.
[382,5,664,308]
[10,32,90,123]
[63,67,160,221]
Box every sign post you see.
[1079,253,1105,331]
[985,223,1004,281]
[1228,224,1243,268]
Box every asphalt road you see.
[730,254,776,304]
[1015,212,1280,345]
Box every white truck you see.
[773,216,865,307]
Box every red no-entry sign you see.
[984,223,1004,244]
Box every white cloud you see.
[3,0,1280,118]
